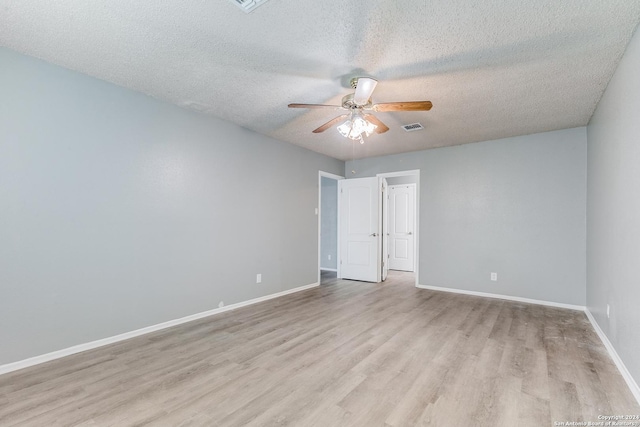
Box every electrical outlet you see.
[219,301,224,308]
[607,304,610,319]
[256,273,262,284]
[490,272,498,281]
[328,254,331,260]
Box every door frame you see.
[381,178,388,281]
[318,171,344,285]
[376,170,420,287]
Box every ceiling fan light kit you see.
[337,111,378,144]
[288,77,432,144]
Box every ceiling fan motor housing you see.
[342,94,372,110]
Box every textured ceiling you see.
[1,0,640,161]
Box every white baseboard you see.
[0,282,319,376]
[416,284,585,311]
[584,309,640,405]
[320,268,337,272]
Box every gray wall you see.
[347,128,587,305]
[587,26,640,384]
[385,175,417,186]
[320,177,338,270]
[0,48,344,365]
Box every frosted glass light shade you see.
[336,112,377,142]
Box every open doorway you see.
[377,170,419,287]
[318,171,343,286]
[333,170,419,287]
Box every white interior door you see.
[338,177,381,282]
[388,184,416,272]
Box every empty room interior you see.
[2,1,640,426]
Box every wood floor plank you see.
[518,391,551,427]
[0,270,638,426]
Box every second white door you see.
[388,184,415,272]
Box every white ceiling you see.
[1,1,639,161]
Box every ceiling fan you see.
[288,77,432,143]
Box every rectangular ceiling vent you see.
[401,123,424,132]
[228,0,270,13]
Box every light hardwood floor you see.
[1,271,638,426]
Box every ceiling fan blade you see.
[363,114,390,134]
[353,77,378,105]
[288,103,345,110]
[312,114,349,133]
[372,101,433,112]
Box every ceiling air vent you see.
[401,123,424,132]
[228,0,270,13]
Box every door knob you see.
[408,231,412,235]
[370,233,378,237]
